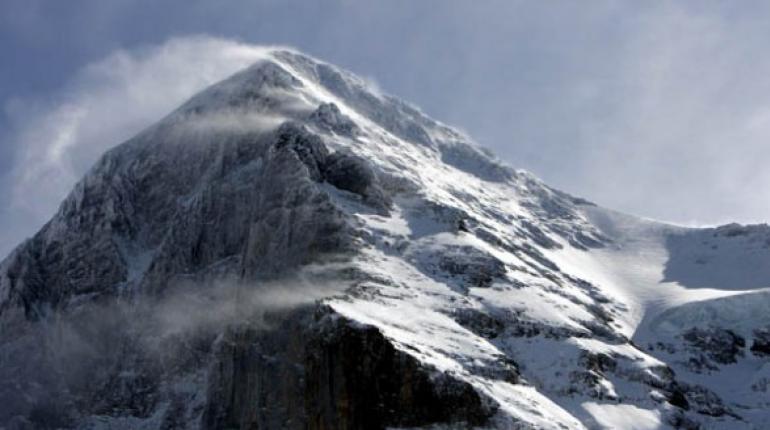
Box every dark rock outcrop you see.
[203,307,496,430]
[308,102,359,136]
[453,308,505,339]
[751,327,770,357]
[322,151,375,196]
[438,246,507,289]
[682,327,745,366]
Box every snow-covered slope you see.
[1,48,769,429]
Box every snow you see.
[262,49,770,426]
[547,205,770,339]
[5,46,770,429]
[581,403,661,430]
[544,205,770,426]
[87,48,770,428]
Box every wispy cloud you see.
[1,36,274,257]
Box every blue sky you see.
[2,1,770,257]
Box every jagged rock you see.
[437,246,506,289]
[679,383,733,418]
[273,121,330,181]
[203,307,496,430]
[321,150,391,210]
[664,409,701,430]
[667,386,690,410]
[322,150,376,196]
[580,351,617,374]
[453,308,505,339]
[751,327,770,357]
[305,311,496,429]
[308,102,359,136]
[682,327,746,365]
[519,219,561,249]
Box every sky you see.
[2,0,770,257]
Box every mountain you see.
[2,48,770,430]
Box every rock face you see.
[0,51,505,429]
[2,48,770,429]
[2,121,352,314]
[751,328,770,357]
[682,326,746,368]
[308,102,359,137]
[303,311,494,429]
[202,308,493,430]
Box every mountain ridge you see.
[1,48,769,429]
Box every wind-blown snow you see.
[213,49,770,428]
[2,46,769,429]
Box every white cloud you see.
[1,35,276,256]
[541,3,770,226]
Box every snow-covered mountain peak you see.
[1,48,769,429]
